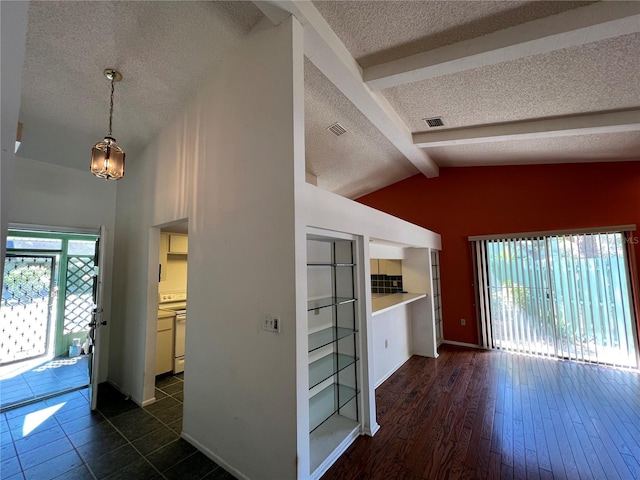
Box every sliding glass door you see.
[475,231,638,368]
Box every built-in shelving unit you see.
[307,234,361,477]
[431,250,443,344]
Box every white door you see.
[89,226,107,410]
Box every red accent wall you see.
[358,162,640,345]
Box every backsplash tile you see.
[371,274,403,294]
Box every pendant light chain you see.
[108,76,115,137]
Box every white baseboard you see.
[412,349,439,359]
[366,422,381,437]
[374,356,411,389]
[181,432,249,480]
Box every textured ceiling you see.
[313,0,595,68]
[311,0,639,195]
[305,59,417,199]
[17,1,263,168]
[383,33,640,131]
[10,0,640,200]
[430,131,640,167]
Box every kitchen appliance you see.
[158,290,187,374]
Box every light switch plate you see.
[263,314,281,333]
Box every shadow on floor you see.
[0,355,90,411]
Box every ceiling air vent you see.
[327,122,347,137]
[424,117,445,128]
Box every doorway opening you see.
[147,220,188,422]
[1,228,99,410]
[474,230,639,368]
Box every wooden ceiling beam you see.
[254,0,440,178]
[364,2,640,91]
[413,109,640,148]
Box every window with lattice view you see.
[2,231,98,363]
[63,254,95,335]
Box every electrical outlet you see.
[263,314,281,333]
[460,318,466,326]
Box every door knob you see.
[88,321,108,327]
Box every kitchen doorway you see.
[144,220,188,417]
[0,227,100,410]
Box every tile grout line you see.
[89,402,170,480]
[13,390,93,480]
[146,378,220,478]
[140,383,194,477]
[8,375,218,480]
[86,378,188,480]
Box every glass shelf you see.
[308,327,355,352]
[307,263,356,267]
[309,383,358,433]
[307,296,356,311]
[309,353,357,390]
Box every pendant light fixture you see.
[90,68,125,180]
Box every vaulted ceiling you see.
[8,1,640,199]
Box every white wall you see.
[298,183,441,250]
[370,243,406,259]
[0,1,28,284]
[8,157,117,382]
[371,306,412,387]
[9,158,117,231]
[110,17,303,480]
[410,297,437,357]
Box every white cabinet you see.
[168,234,188,254]
[378,259,402,275]
[307,234,360,475]
[159,233,188,292]
[156,313,174,375]
[369,259,379,274]
[371,259,402,275]
[159,233,169,282]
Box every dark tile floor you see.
[0,355,90,410]
[0,374,237,480]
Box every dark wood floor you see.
[322,344,640,480]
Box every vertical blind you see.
[473,230,639,368]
